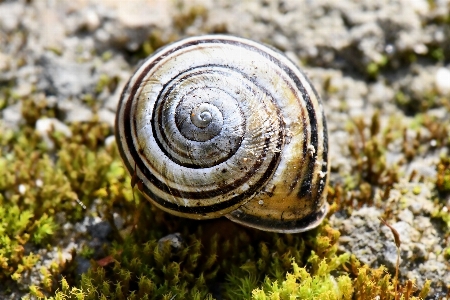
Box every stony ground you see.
[0,0,449,299]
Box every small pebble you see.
[84,9,100,31]
[35,118,72,150]
[398,209,414,225]
[104,135,116,148]
[435,67,450,95]
[158,233,183,251]
[18,184,26,195]
[35,179,43,187]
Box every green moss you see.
[251,253,431,300]
[0,98,6,110]
[436,155,450,194]
[29,285,45,298]
[133,30,174,60]
[339,108,450,210]
[343,112,401,206]
[21,96,57,126]
[444,247,450,260]
[101,51,113,62]
[353,264,430,300]
[366,55,388,79]
[79,245,95,259]
[432,206,450,232]
[46,225,340,299]
[395,83,449,114]
[1,95,436,298]
[95,74,119,95]
[173,2,208,32]
[252,254,352,300]
[430,47,445,61]
[0,108,131,292]
[4,105,358,298]
[412,186,421,195]
[43,218,430,299]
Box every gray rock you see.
[412,243,428,260]
[381,240,400,270]
[98,108,115,128]
[158,233,183,252]
[38,53,95,97]
[76,257,91,275]
[397,209,414,225]
[331,193,449,295]
[78,8,101,32]
[61,103,94,123]
[0,2,24,33]
[1,102,22,129]
[86,217,112,240]
[113,212,124,231]
[332,207,385,266]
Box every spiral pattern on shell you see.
[115,35,329,233]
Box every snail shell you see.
[115,35,329,233]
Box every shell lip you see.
[225,202,329,234]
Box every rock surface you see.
[0,0,449,298]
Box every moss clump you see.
[418,114,450,149]
[395,89,448,115]
[4,99,363,298]
[132,30,176,61]
[252,236,431,300]
[366,55,389,79]
[1,97,434,298]
[44,218,430,299]
[353,264,430,300]
[342,111,401,207]
[44,222,346,299]
[173,1,208,32]
[436,155,450,195]
[0,98,131,293]
[338,109,450,211]
[20,95,57,127]
[252,254,352,300]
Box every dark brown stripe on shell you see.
[137,136,282,214]
[115,36,325,214]
[229,202,328,232]
[152,66,248,168]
